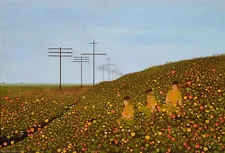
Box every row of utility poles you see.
[48,40,124,90]
[98,58,123,81]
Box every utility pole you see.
[109,70,117,80]
[48,47,73,90]
[99,65,108,82]
[72,56,89,87]
[118,70,124,77]
[106,58,115,81]
[81,40,106,86]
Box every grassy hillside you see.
[1,55,225,153]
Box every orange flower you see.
[4,96,9,100]
[188,95,193,100]
[111,110,116,114]
[30,128,35,133]
[193,124,197,128]
[195,143,200,148]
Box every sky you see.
[0,0,225,84]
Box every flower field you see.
[1,55,225,153]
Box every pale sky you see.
[0,0,225,84]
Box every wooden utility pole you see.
[109,70,117,80]
[118,70,124,77]
[81,40,106,86]
[72,56,89,87]
[99,64,108,82]
[106,58,115,81]
[48,47,73,90]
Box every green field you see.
[1,55,225,153]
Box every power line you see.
[106,58,115,81]
[118,70,124,77]
[48,47,73,90]
[81,40,106,86]
[99,64,108,82]
[109,66,124,80]
[72,56,89,87]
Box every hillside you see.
[1,55,225,153]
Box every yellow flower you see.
[205,120,209,124]
[45,119,49,123]
[187,128,191,132]
[158,132,163,136]
[145,135,150,140]
[57,149,61,152]
[131,132,135,137]
[162,108,166,112]
[203,147,208,151]
[218,89,222,93]
[67,143,72,148]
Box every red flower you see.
[214,123,219,127]
[187,81,192,85]
[212,68,216,72]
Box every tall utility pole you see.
[109,69,117,80]
[48,47,73,90]
[118,70,124,77]
[72,56,89,87]
[99,64,108,82]
[106,58,115,81]
[81,40,106,86]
